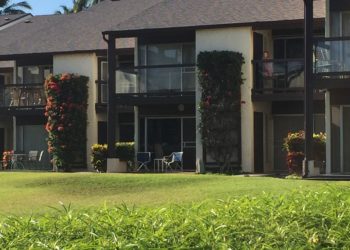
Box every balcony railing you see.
[116,64,196,94]
[96,64,196,104]
[314,37,350,80]
[0,84,46,107]
[252,59,304,95]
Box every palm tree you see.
[55,0,102,14]
[0,0,31,15]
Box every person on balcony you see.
[262,51,274,91]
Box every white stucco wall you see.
[53,53,98,170]
[196,27,254,173]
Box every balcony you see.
[314,37,350,87]
[0,84,46,112]
[252,59,306,101]
[96,64,196,105]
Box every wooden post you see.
[303,0,314,177]
[107,34,117,158]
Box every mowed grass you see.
[1,172,350,216]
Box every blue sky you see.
[26,0,73,15]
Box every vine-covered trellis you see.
[197,51,244,172]
[44,73,89,171]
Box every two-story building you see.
[102,0,326,173]
[0,0,326,173]
[308,0,350,175]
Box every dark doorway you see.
[254,112,264,173]
[0,75,4,106]
[98,121,107,144]
[0,128,5,157]
[147,118,181,158]
[253,32,264,60]
[182,118,196,170]
[253,32,264,89]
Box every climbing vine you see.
[44,73,89,171]
[197,51,244,172]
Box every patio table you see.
[154,158,165,172]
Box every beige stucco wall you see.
[325,0,330,37]
[53,53,98,170]
[196,27,255,173]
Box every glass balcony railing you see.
[252,59,304,93]
[0,84,46,107]
[115,65,196,94]
[314,37,350,79]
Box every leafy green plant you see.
[44,73,89,171]
[115,142,135,162]
[91,144,107,172]
[91,142,135,172]
[1,187,350,249]
[197,51,244,173]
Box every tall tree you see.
[55,0,102,14]
[0,0,31,15]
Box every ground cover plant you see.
[1,173,350,248]
[1,187,350,249]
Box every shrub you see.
[283,131,326,174]
[91,142,135,172]
[1,188,350,249]
[1,150,13,170]
[115,142,135,162]
[44,73,89,171]
[197,51,244,172]
[91,144,107,172]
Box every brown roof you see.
[0,0,325,57]
[108,0,325,34]
[0,14,31,28]
[0,0,162,56]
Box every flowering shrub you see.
[283,131,326,174]
[197,51,244,172]
[91,142,135,172]
[44,73,89,171]
[91,144,108,172]
[2,150,13,169]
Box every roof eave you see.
[102,18,325,38]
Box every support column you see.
[134,106,139,156]
[325,91,331,174]
[107,34,117,159]
[12,116,16,151]
[195,74,205,173]
[303,0,314,177]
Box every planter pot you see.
[107,158,127,173]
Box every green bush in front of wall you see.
[197,51,244,173]
[91,142,135,172]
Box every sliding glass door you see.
[143,117,196,170]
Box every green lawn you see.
[1,172,350,216]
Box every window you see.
[273,38,304,59]
[17,65,52,84]
[138,43,196,92]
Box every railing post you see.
[303,0,314,177]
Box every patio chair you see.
[163,152,183,172]
[136,152,151,172]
